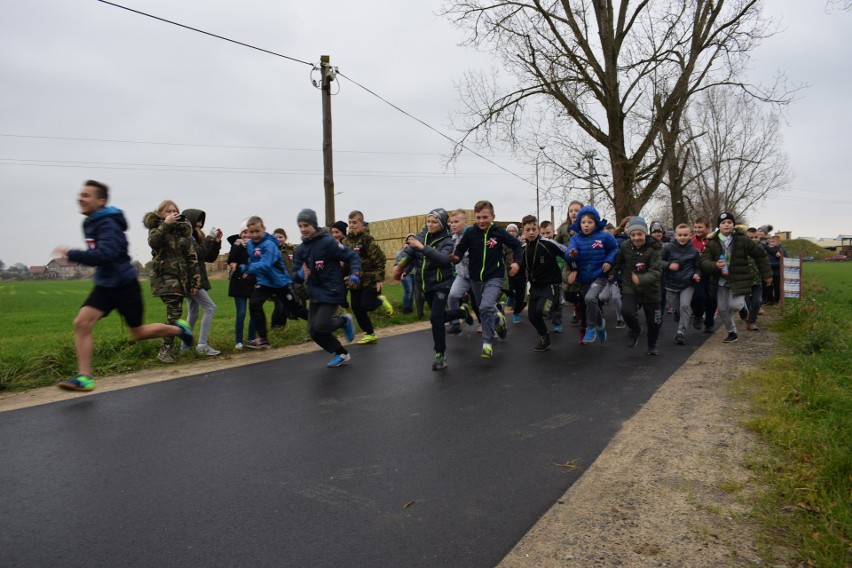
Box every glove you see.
[348,273,360,287]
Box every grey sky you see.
[0,1,849,268]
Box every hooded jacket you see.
[182,208,222,291]
[342,226,386,289]
[524,236,566,287]
[226,234,256,298]
[397,226,454,293]
[243,232,293,288]
[700,228,772,296]
[143,211,200,297]
[660,239,700,292]
[67,205,137,287]
[614,237,662,303]
[292,228,362,305]
[452,222,523,282]
[567,206,618,284]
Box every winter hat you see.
[427,208,449,229]
[649,221,664,234]
[626,216,649,235]
[506,223,519,234]
[758,224,773,234]
[718,211,736,225]
[297,208,319,229]
[332,220,348,234]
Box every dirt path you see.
[1,318,777,566]
[499,319,777,567]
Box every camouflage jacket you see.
[342,228,386,289]
[143,211,200,297]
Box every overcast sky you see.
[1,1,849,268]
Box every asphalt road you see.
[0,313,706,568]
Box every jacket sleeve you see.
[700,242,719,275]
[201,235,222,263]
[367,240,387,280]
[452,230,470,259]
[660,243,672,271]
[66,217,126,268]
[747,239,772,279]
[566,234,579,260]
[637,248,662,287]
[603,233,618,266]
[336,243,362,275]
[423,238,454,267]
[613,244,625,276]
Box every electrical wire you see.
[336,72,535,188]
[95,0,313,67]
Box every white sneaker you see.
[196,344,221,356]
[235,342,244,350]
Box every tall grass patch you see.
[740,263,851,566]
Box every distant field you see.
[0,279,411,391]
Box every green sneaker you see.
[378,295,394,316]
[357,333,378,345]
[174,319,193,347]
[481,343,493,359]
[460,304,474,326]
[495,311,508,339]
[432,352,447,371]
[58,374,95,392]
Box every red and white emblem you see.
[315,260,325,271]
[486,238,498,249]
[591,240,603,249]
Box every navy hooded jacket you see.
[66,205,137,287]
[292,228,362,305]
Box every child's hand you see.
[508,262,520,277]
[601,262,612,273]
[302,263,311,280]
[693,274,701,282]
[715,259,726,269]
[631,273,640,285]
[567,271,577,285]
[568,248,578,258]
[669,262,680,271]
[392,265,403,281]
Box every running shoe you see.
[357,334,378,345]
[378,295,394,316]
[495,312,508,339]
[341,313,356,342]
[245,338,270,350]
[533,335,551,352]
[480,343,493,359]
[174,319,193,347]
[432,352,447,371]
[57,374,95,392]
[581,327,597,344]
[327,353,351,367]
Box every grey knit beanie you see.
[297,208,319,229]
[626,216,649,235]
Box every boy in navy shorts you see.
[53,180,193,392]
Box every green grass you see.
[738,262,851,566]
[0,278,421,391]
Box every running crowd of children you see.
[54,180,783,391]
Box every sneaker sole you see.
[57,382,94,392]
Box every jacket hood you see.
[569,205,607,233]
[143,210,193,236]
[182,208,206,228]
[88,206,127,231]
[304,227,331,242]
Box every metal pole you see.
[321,55,335,228]
[587,152,595,208]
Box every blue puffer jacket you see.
[660,240,700,291]
[292,228,362,305]
[66,205,137,287]
[244,232,293,288]
[566,206,618,284]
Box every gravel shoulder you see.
[499,318,778,568]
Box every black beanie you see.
[332,220,348,234]
[718,211,736,226]
[297,208,319,229]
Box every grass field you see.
[0,278,418,391]
[739,261,851,566]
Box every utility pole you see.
[586,151,596,208]
[535,145,545,221]
[321,55,336,227]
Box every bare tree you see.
[441,0,785,220]
[679,86,791,224]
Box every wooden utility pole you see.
[321,55,335,227]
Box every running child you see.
[660,223,701,345]
[521,215,567,351]
[53,180,192,391]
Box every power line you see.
[95,0,313,66]
[0,133,472,158]
[336,72,535,188]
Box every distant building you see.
[28,265,52,279]
[45,257,93,280]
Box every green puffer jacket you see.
[700,229,771,296]
[143,211,200,297]
[613,238,662,304]
[183,208,222,291]
[342,227,386,289]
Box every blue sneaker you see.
[327,352,351,367]
[174,319,193,347]
[341,313,355,342]
[553,324,563,333]
[58,374,95,392]
[596,320,607,343]
[512,314,521,324]
[581,327,597,344]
